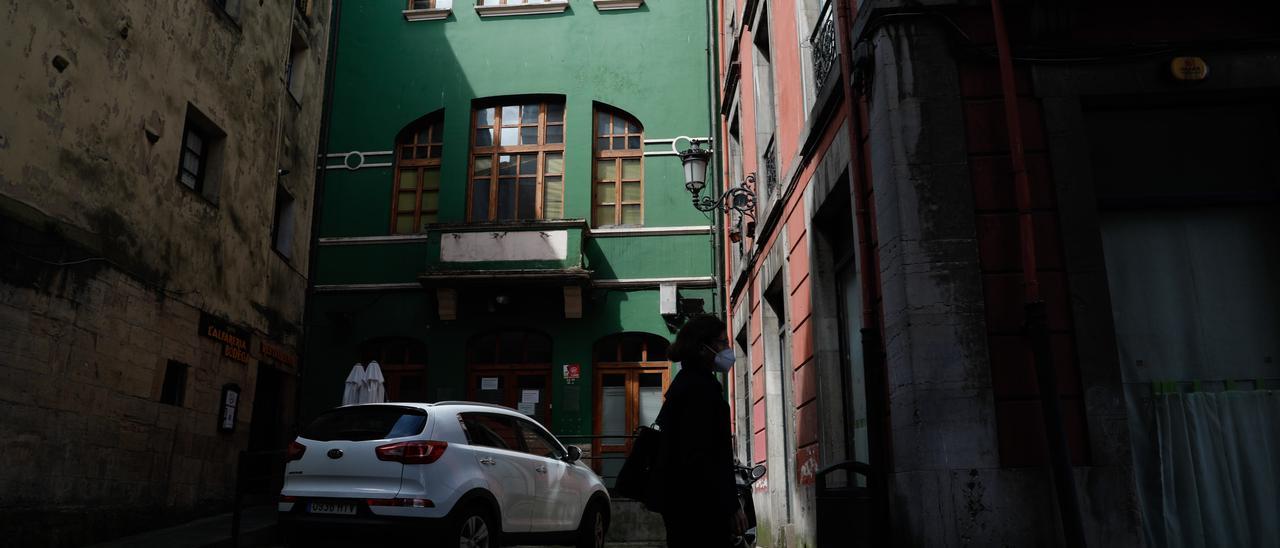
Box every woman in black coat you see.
[654,314,747,548]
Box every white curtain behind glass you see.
[602,385,626,445]
[1101,205,1280,547]
[639,377,663,427]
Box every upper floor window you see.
[467,329,554,365]
[475,0,570,17]
[593,107,643,227]
[593,332,669,364]
[272,184,297,260]
[177,104,225,204]
[214,0,242,19]
[404,0,452,20]
[285,26,310,103]
[469,100,565,222]
[392,112,444,233]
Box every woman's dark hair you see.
[668,314,727,363]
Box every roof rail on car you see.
[430,401,519,412]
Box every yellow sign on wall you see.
[1171,57,1209,81]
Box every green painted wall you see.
[585,234,714,279]
[304,0,719,439]
[321,0,715,236]
[302,287,715,435]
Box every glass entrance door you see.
[594,367,669,486]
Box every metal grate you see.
[809,1,838,90]
[763,139,778,200]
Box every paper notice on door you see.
[481,377,499,391]
[521,390,540,403]
[517,402,536,415]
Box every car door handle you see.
[480,457,496,466]
[535,465,547,473]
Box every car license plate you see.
[308,502,357,515]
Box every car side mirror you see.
[750,464,767,480]
[565,445,582,463]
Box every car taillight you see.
[286,441,306,462]
[375,440,448,464]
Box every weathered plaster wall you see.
[0,0,328,335]
[0,1,330,544]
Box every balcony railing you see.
[809,0,838,90]
[763,138,778,201]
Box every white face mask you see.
[711,348,736,372]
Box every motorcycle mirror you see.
[565,445,582,463]
[750,464,767,480]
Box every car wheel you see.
[575,502,607,548]
[450,504,498,548]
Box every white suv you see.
[279,402,610,548]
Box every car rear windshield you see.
[301,406,428,442]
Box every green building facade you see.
[305,0,717,479]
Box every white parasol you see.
[342,363,366,405]
[362,360,387,404]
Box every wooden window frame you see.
[592,108,644,227]
[467,100,566,222]
[178,125,209,193]
[391,114,445,234]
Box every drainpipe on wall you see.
[707,0,726,323]
[835,0,891,544]
[989,1,1086,545]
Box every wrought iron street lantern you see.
[677,138,757,228]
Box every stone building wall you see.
[0,258,259,545]
[0,0,330,544]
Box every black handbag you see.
[614,424,665,510]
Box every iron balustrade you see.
[809,0,838,91]
[762,139,779,200]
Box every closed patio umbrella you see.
[342,363,365,405]
[363,360,386,404]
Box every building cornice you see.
[313,283,423,292]
[318,234,432,246]
[588,226,712,238]
[593,276,716,289]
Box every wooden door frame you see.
[466,363,554,424]
[591,361,671,472]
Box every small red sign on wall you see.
[563,363,581,383]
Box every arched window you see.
[593,106,644,227]
[592,332,671,484]
[359,337,429,402]
[466,329,554,423]
[468,99,565,222]
[466,329,553,365]
[391,112,444,233]
[593,332,668,363]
